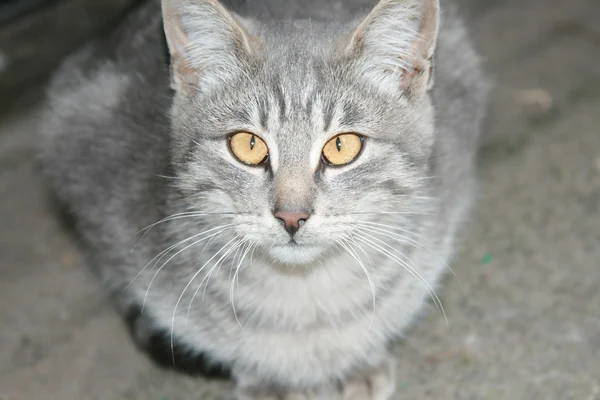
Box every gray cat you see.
[38,0,490,398]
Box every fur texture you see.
[38,0,490,397]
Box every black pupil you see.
[336,137,342,152]
[250,135,255,150]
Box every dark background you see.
[1,0,599,399]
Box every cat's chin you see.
[268,243,325,266]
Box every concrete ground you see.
[1,0,600,399]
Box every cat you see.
[38,0,490,398]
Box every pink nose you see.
[273,210,310,236]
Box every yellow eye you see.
[322,133,364,166]
[229,132,269,165]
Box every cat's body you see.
[39,0,489,397]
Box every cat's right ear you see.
[161,0,258,92]
[345,0,440,97]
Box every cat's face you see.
[163,0,439,266]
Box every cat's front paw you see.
[234,358,395,400]
[338,357,395,400]
[234,386,330,400]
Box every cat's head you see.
[162,0,440,266]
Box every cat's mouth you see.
[268,242,325,265]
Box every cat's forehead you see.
[239,59,386,154]
[256,18,344,55]
[189,19,407,146]
[253,67,357,138]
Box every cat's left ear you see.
[161,0,258,92]
[346,0,439,96]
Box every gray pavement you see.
[1,0,599,399]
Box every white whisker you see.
[202,239,247,301]
[141,226,234,311]
[348,211,433,216]
[336,239,377,318]
[126,224,234,293]
[170,235,241,365]
[348,236,382,287]
[355,222,465,294]
[184,237,247,331]
[134,211,234,237]
[230,241,257,329]
[353,229,448,327]
[249,242,258,268]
